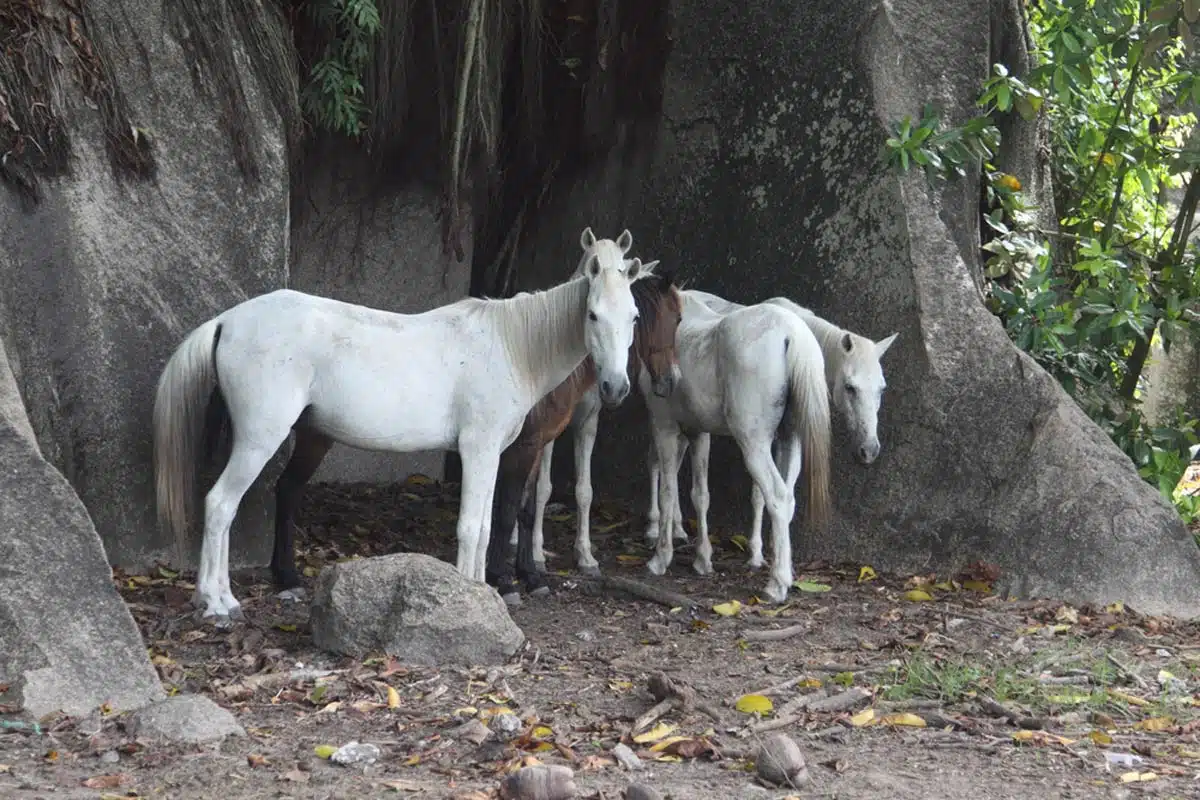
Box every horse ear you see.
[841,332,854,354]
[580,227,596,250]
[634,259,659,280]
[625,257,643,282]
[874,332,899,357]
[616,229,633,254]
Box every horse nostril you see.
[858,446,870,461]
[601,380,613,397]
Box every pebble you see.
[612,742,644,771]
[330,741,381,765]
[99,751,120,765]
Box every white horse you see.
[153,228,648,623]
[638,292,833,603]
[648,290,899,570]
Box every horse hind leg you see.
[745,438,781,570]
[735,434,795,604]
[272,426,333,603]
[197,432,290,625]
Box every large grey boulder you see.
[0,387,163,717]
[515,0,1200,616]
[0,0,291,569]
[311,553,525,665]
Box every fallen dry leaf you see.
[880,713,926,728]
[1119,771,1158,783]
[380,778,426,792]
[387,685,401,709]
[849,708,876,727]
[81,774,126,789]
[858,565,878,583]
[1134,717,1174,732]
[246,753,268,768]
[903,590,933,602]
[281,769,310,783]
[735,694,774,715]
[632,722,676,743]
[712,600,743,617]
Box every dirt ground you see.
[3,476,1200,800]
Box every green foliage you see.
[299,0,381,137]
[884,0,1200,524]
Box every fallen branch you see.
[746,674,814,699]
[579,575,700,610]
[631,672,722,734]
[742,625,805,643]
[748,687,871,735]
[1106,652,1148,689]
[977,695,1046,730]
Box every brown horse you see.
[485,269,683,605]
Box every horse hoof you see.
[529,585,551,599]
[533,561,548,575]
[746,558,766,571]
[762,582,789,604]
[692,559,713,576]
[578,564,602,578]
[672,530,689,542]
[646,556,668,577]
[277,587,306,603]
[502,592,523,608]
[227,606,245,622]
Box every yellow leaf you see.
[616,554,644,564]
[276,623,297,633]
[1120,771,1158,783]
[880,713,926,728]
[1105,601,1125,614]
[403,754,421,766]
[858,565,878,583]
[479,706,515,721]
[547,512,572,522]
[1176,748,1200,759]
[150,654,174,666]
[608,680,633,692]
[302,566,319,578]
[757,603,793,618]
[1087,731,1112,746]
[799,678,823,688]
[1109,689,1150,707]
[735,694,774,715]
[386,685,400,709]
[648,735,691,752]
[1134,716,1174,732]
[531,726,554,740]
[1012,730,1035,742]
[654,754,683,762]
[1048,623,1071,634]
[731,534,748,552]
[962,580,991,593]
[632,722,676,743]
[932,581,955,592]
[404,473,433,486]
[849,708,876,727]
[712,600,743,617]
[314,745,337,759]
[996,173,1022,191]
[318,701,342,714]
[453,706,478,717]
[903,590,933,602]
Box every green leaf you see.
[1061,30,1082,54]
[793,580,833,593]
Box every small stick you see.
[742,625,806,643]
[631,698,674,734]
[746,674,812,699]
[977,695,1046,730]
[747,687,871,735]
[1106,652,1148,689]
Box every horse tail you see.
[784,319,832,530]
[153,317,222,569]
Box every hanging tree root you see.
[631,672,723,733]
[577,575,700,610]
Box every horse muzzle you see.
[600,377,631,407]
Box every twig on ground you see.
[742,625,806,643]
[578,576,700,610]
[746,674,814,699]
[748,687,872,735]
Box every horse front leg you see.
[671,432,690,541]
[689,433,714,575]
[271,428,332,602]
[530,440,555,570]
[485,457,526,606]
[646,425,682,576]
[572,406,602,577]
[643,441,662,543]
[457,440,502,582]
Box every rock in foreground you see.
[310,553,525,665]
[129,695,245,744]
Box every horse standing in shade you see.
[638,291,833,603]
[486,268,683,605]
[153,229,647,624]
[647,290,898,571]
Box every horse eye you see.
[588,311,598,322]
[845,384,857,396]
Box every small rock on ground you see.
[310,553,524,666]
[129,695,245,744]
